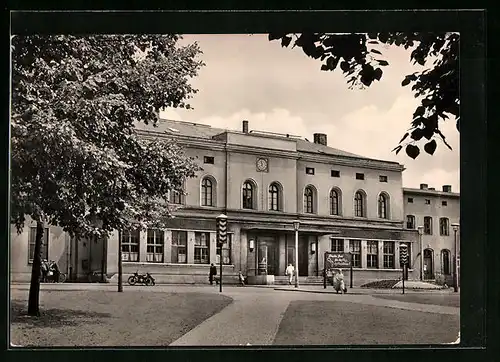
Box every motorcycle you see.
[40,260,66,283]
[127,271,155,286]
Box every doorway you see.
[423,248,434,279]
[298,236,309,276]
[256,236,279,275]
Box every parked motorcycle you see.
[127,271,155,286]
[40,260,66,283]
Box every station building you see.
[10,119,460,286]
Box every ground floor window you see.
[367,241,378,268]
[383,241,395,269]
[194,232,210,264]
[331,238,344,252]
[216,233,232,265]
[349,240,361,268]
[442,249,451,275]
[171,230,187,263]
[147,229,164,263]
[121,230,139,262]
[28,227,49,263]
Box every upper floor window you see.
[439,217,450,236]
[379,175,388,183]
[28,227,49,264]
[201,177,214,207]
[408,197,414,203]
[356,173,365,180]
[304,186,315,214]
[169,190,183,205]
[354,190,366,217]
[306,167,315,175]
[330,189,340,215]
[378,193,388,219]
[203,156,215,164]
[406,215,415,229]
[268,182,281,211]
[242,180,255,209]
[425,199,431,205]
[424,216,433,235]
[442,200,448,206]
[331,170,340,177]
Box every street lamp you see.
[293,220,300,288]
[451,223,460,293]
[417,226,424,281]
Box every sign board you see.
[324,252,352,270]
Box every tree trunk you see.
[27,221,44,316]
[118,235,123,292]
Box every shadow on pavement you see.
[10,300,112,328]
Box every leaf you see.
[321,64,328,71]
[401,77,411,87]
[281,36,292,48]
[377,59,389,66]
[392,145,403,154]
[399,132,409,144]
[413,106,425,118]
[411,128,424,141]
[423,139,437,155]
[405,144,420,159]
[373,68,383,81]
[371,49,382,55]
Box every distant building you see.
[10,119,460,286]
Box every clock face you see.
[256,158,268,172]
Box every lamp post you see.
[417,226,424,281]
[293,220,300,288]
[451,223,460,293]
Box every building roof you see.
[403,187,460,198]
[135,118,401,165]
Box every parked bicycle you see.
[127,271,155,286]
[40,260,66,283]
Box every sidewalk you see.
[272,285,457,295]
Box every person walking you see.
[238,270,246,286]
[285,263,295,285]
[209,263,217,285]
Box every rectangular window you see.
[408,197,414,203]
[440,218,450,236]
[356,173,365,180]
[216,233,232,265]
[171,230,187,263]
[383,241,395,269]
[442,201,448,206]
[367,241,378,268]
[424,216,433,235]
[306,167,315,175]
[203,156,215,164]
[169,190,184,205]
[194,232,210,264]
[28,227,49,263]
[406,215,415,229]
[331,170,340,177]
[399,242,412,268]
[331,238,344,252]
[349,240,361,268]
[120,230,139,262]
[379,175,388,182]
[425,199,431,205]
[146,229,164,263]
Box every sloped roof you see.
[135,118,399,164]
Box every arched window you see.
[242,181,254,209]
[201,177,214,206]
[268,183,280,211]
[330,189,339,215]
[354,191,365,217]
[442,249,451,275]
[304,186,314,214]
[378,193,388,219]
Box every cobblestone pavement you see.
[10,283,459,346]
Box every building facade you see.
[10,119,459,286]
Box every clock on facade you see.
[256,157,269,172]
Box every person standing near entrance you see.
[209,263,217,285]
[285,263,295,285]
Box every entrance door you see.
[423,249,434,279]
[257,236,279,275]
[298,236,309,276]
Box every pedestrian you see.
[285,263,295,285]
[238,270,245,286]
[209,263,217,285]
[40,259,49,282]
[333,268,346,294]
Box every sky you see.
[160,34,460,192]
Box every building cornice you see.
[403,188,460,198]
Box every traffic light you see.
[400,244,409,266]
[216,214,228,246]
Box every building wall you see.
[296,160,404,220]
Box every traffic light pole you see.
[216,214,228,293]
[402,264,406,295]
[219,242,223,293]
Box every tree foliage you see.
[11,34,204,239]
[268,32,459,159]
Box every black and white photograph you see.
[8,10,483,350]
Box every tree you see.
[269,32,459,159]
[11,34,204,315]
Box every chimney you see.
[242,120,249,134]
[442,185,452,192]
[428,187,435,191]
[313,133,327,146]
[420,183,428,190]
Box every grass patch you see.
[360,279,399,289]
[10,289,233,347]
[273,300,459,345]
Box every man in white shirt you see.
[285,263,295,285]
